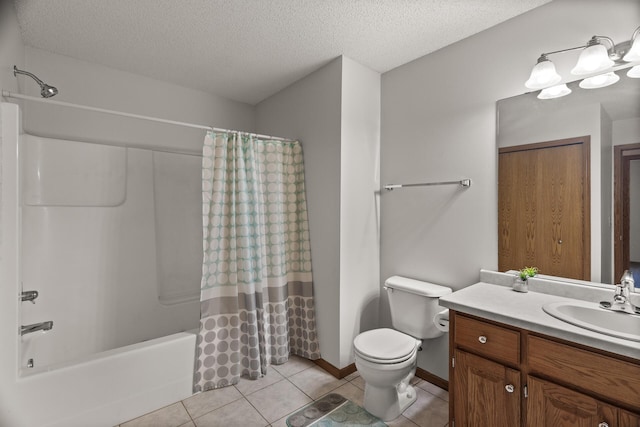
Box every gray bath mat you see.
[286,393,387,427]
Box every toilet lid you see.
[353,328,417,364]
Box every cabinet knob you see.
[478,336,487,344]
[505,384,515,393]
[598,423,609,427]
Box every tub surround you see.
[440,269,640,360]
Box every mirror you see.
[497,70,640,285]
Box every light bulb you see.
[572,43,614,75]
[579,72,620,89]
[525,57,561,90]
[537,84,572,99]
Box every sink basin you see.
[542,300,640,342]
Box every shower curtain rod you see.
[1,90,296,144]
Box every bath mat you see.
[286,393,387,427]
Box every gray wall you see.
[0,2,23,95]
[380,0,640,380]
[256,58,343,367]
[21,47,254,152]
[255,56,381,369]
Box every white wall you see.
[255,56,381,369]
[380,0,640,380]
[0,2,24,95]
[21,47,255,151]
[600,108,613,284]
[339,57,381,368]
[255,58,343,367]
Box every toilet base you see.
[363,383,417,421]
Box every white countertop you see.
[439,281,640,361]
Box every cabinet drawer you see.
[528,335,640,412]
[454,314,520,365]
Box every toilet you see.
[353,275,452,421]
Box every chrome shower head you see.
[13,65,58,98]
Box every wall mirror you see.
[496,70,640,285]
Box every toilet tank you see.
[385,276,452,339]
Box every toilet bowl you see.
[354,328,421,421]
[352,276,452,421]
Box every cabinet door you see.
[453,349,520,427]
[621,410,640,427]
[527,376,617,427]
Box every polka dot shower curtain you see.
[194,131,321,392]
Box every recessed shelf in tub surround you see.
[439,270,640,360]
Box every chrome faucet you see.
[21,290,39,303]
[20,321,53,336]
[600,270,638,315]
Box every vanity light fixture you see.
[537,83,571,99]
[628,65,640,78]
[526,25,640,100]
[623,27,640,62]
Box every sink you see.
[542,300,640,342]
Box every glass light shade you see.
[579,72,620,89]
[525,59,562,90]
[627,65,640,78]
[537,84,572,99]
[571,43,614,75]
[623,37,640,62]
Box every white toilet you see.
[353,275,452,421]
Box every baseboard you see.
[313,359,357,379]
[415,367,448,391]
[313,358,448,392]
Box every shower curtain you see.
[194,131,320,392]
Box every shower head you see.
[13,65,58,98]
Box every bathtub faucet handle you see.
[21,290,39,304]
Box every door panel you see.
[499,139,590,280]
[527,376,617,427]
[454,349,520,427]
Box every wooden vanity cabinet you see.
[449,311,640,427]
[526,376,617,427]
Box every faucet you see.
[600,270,639,315]
[20,321,53,336]
[21,290,39,303]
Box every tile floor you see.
[117,355,450,427]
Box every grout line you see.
[180,400,196,425]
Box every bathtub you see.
[15,331,197,427]
[0,102,199,426]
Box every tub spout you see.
[21,321,53,336]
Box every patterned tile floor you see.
[117,355,450,427]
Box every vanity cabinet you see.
[453,349,520,426]
[450,311,640,427]
[526,376,617,427]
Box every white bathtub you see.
[0,102,199,426]
[18,330,197,427]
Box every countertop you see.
[439,281,640,361]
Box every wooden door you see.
[527,376,617,427]
[499,138,590,280]
[453,349,520,427]
[614,143,640,282]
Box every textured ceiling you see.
[15,0,551,105]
